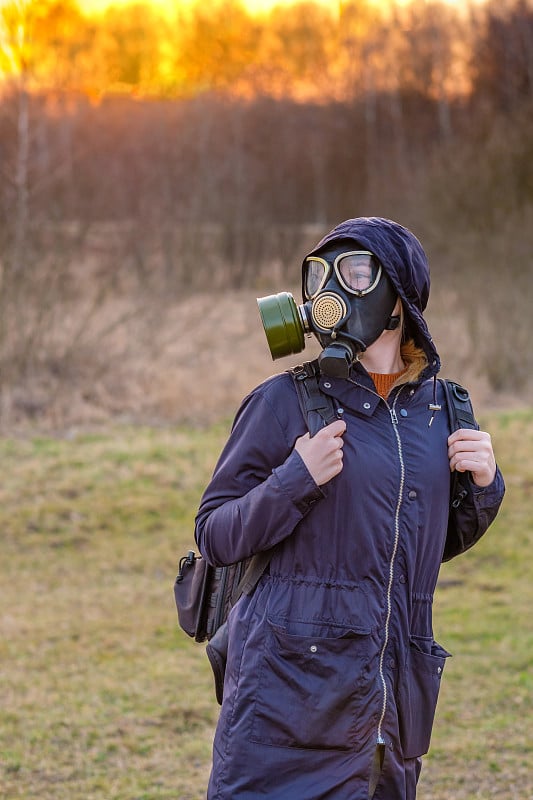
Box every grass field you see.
[0,409,532,800]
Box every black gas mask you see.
[304,243,400,377]
[257,242,400,379]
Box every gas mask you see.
[257,243,400,379]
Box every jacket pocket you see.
[397,637,451,759]
[251,619,370,750]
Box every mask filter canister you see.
[257,292,309,359]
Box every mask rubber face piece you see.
[303,242,398,376]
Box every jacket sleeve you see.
[442,465,505,562]
[194,386,324,566]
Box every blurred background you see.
[1,5,532,799]
[1,0,532,430]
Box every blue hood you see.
[303,216,440,376]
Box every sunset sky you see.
[77,0,332,13]
[0,0,489,97]
[76,0,478,15]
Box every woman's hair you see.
[399,338,428,384]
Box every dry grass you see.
[0,409,532,799]
[2,282,530,435]
[1,213,532,433]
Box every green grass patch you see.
[419,409,533,799]
[0,423,229,800]
[0,411,531,799]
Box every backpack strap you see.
[289,360,339,436]
[234,361,339,603]
[439,378,478,509]
[229,362,337,609]
[439,379,478,432]
[234,546,277,600]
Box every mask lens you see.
[303,258,329,299]
[336,251,381,295]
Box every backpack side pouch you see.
[174,552,211,642]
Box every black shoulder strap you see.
[235,546,277,599]
[231,361,336,605]
[439,379,478,432]
[289,360,339,436]
[439,379,478,509]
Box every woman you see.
[195,217,505,799]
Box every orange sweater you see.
[368,368,408,399]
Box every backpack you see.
[173,362,476,703]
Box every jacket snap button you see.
[408,490,417,500]
[400,408,408,417]
[399,574,407,584]
[363,402,371,410]
[324,382,331,389]
[310,645,318,653]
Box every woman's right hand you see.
[294,419,346,486]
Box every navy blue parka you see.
[195,218,505,800]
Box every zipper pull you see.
[390,407,398,425]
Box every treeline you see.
[1,36,532,283]
[0,0,531,234]
[0,0,532,424]
[1,0,532,104]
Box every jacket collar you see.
[316,344,428,414]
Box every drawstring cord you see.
[428,374,442,426]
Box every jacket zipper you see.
[348,379,406,745]
[346,379,408,744]
[376,389,405,745]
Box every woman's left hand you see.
[447,428,497,488]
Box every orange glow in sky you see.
[77,0,478,14]
[0,0,486,98]
[77,0,326,13]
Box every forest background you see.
[0,0,532,430]
[1,2,533,799]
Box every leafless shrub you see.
[409,100,533,394]
[0,0,532,428]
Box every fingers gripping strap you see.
[440,378,478,511]
[226,363,336,618]
[226,368,336,618]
